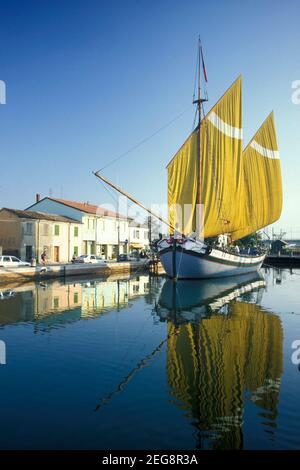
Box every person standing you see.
[41,250,47,265]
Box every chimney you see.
[36,193,41,203]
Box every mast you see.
[193,38,207,231]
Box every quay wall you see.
[0,261,151,285]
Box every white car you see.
[73,255,107,265]
[0,256,31,268]
[0,290,15,299]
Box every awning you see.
[130,243,143,249]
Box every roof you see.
[29,197,128,220]
[0,208,81,223]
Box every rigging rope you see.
[96,105,193,173]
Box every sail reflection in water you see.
[157,273,283,449]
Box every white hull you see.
[158,238,265,279]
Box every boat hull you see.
[158,245,265,279]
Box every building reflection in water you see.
[0,275,157,329]
[157,272,283,450]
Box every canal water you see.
[0,267,299,450]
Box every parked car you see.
[117,254,129,262]
[0,290,15,299]
[0,256,31,268]
[117,253,139,262]
[73,255,107,265]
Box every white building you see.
[129,221,149,252]
[26,197,132,260]
[0,208,81,263]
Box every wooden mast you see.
[193,38,207,235]
[197,37,202,211]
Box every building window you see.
[54,225,60,236]
[53,297,59,309]
[43,224,49,236]
[88,219,95,230]
[74,292,78,304]
[100,220,105,230]
[25,222,33,235]
[134,229,140,239]
[74,226,78,237]
[73,246,78,256]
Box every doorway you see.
[25,245,33,262]
[54,246,60,262]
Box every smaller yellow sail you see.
[234,112,282,240]
[168,130,199,234]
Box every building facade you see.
[0,208,81,263]
[26,197,132,259]
[129,221,150,252]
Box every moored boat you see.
[94,40,282,280]
[157,41,282,279]
[157,237,265,279]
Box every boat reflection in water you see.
[157,272,283,449]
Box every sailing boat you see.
[157,41,282,278]
[94,40,282,279]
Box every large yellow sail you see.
[233,112,282,240]
[167,77,244,238]
[200,76,244,238]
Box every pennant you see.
[201,46,208,82]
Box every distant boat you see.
[157,41,282,278]
[94,40,282,279]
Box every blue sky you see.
[1,0,300,237]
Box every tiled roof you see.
[0,208,81,223]
[48,198,128,220]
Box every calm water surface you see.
[0,268,299,450]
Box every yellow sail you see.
[200,76,244,238]
[167,130,199,234]
[233,112,282,240]
[167,77,244,238]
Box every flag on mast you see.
[200,46,208,82]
